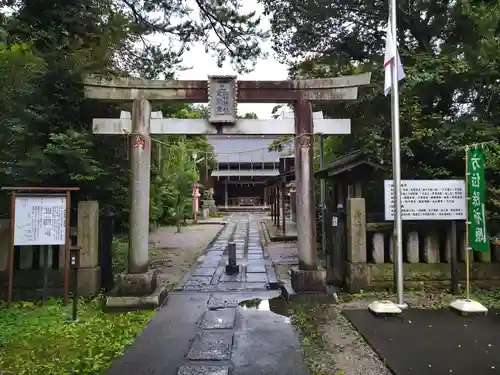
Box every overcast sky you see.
[171,1,289,119]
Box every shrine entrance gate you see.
[83,73,371,291]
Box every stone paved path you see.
[106,213,309,375]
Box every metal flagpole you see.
[389,0,406,308]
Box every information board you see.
[384,180,466,221]
[14,196,67,246]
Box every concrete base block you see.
[368,300,402,315]
[345,262,370,292]
[115,269,158,296]
[450,298,488,316]
[290,266,326,293]
[105,275,168,310]
[280,281,297,302]
[77,266,101,297]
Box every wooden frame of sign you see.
[1,187,80,306]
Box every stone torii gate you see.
[83,73,371,293]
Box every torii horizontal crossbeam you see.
[83,73,371,103]
[92,118,351,135]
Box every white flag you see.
[384,20,405,96]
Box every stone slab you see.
[177,365,229,375]
[198,308,236,329]
[219,272,242,282]
[245,273,268,283]
[243,283,268,290]
[246,264,266,273]
[208,294,242,309]
[247,249,262,254]
[192,267,217,277]
[215,282,247,291]
[246,259,267,267]
[187,331,233,360]
[266,266,279,288]
[204,255,222,262]
[183,276,212,291]
[247,254,263,260]
[206,250,223,256]
[198,259,221,268]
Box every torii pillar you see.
[83,73,371,294]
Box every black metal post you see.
[281,178,286,236]
[42,245,49,302]
[332,204,346,285]
[277,184,280,229]
[99,206,115,292]
[225,242,238,274]
[69,246,80,322]
[72,269,78,321]
[450,220,459,294]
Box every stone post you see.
[290,190,297,222]
[77,201,101,296]
[224,180,228,209]
[290,99,326,293]
[345,198,368,292]
[294,98,317,270]
[129,99,152,274]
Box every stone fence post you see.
[77,201,101,296]
[345,198,368,292]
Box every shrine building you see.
[203,135,281,208]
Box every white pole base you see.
[450,299,488,316]
[368,300,403,315]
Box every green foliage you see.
[150,138,198,232]
[0,0,262,229]
[264,0,500,238]
[112,237,129,275]
[0,298,154,375]
[238,112,258,119]
[148,106,216,229]
[290,300,330,375]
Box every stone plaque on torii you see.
[83,73,371,292]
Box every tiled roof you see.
[211,169,280,177]
[207,135,283,163]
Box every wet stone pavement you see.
[106,214,308,375]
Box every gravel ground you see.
[147,224,224,289]
[310,299,392,375]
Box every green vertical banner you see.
[467,147,489,252]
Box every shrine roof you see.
[314,150,389,179]
[264,150,388,186]
[211,169,280,177]
[207,135,282,163]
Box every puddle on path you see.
[238,297,291,317]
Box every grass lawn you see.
[0,298,155,375]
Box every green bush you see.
[112,237,128,275]
[0,298,154,374]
